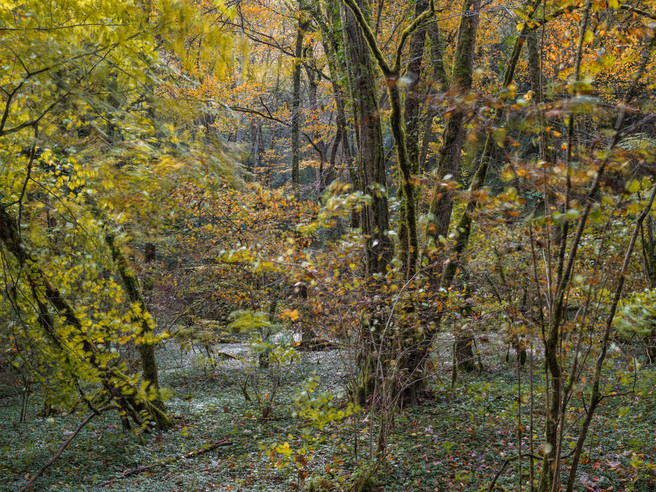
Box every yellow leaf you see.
[583,30,594,44]
[280,309,300,322]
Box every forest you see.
[1,0,656,490]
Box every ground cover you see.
[1,338,654,491]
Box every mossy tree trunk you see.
[340,0,393,406]
[0,204,161,429]
[418,21,449,173]
[396,0,429,272]
[425,0,480,253]
[401,1,540,402]
[342,0,437,275]
[342,0,392,276]
[105,233,171,430]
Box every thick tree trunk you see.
[455,332,475,373]
[425,0,481,250]
[342,0,429,276]
[342,0,392,275]
[340,0,392,406]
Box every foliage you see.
[615,289,656,339]
[3,0,656,490]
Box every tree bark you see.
[291,5,310,197]
[401,1,540,402]
[342,0,392,275]
[105,233,171,430]
[418,21,449,172]
[404,0,429,169]
[425,0,481,251]
[396,0,429,275]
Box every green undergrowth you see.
[1,342,655,491]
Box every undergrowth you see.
[1,339,654,491]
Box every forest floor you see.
[1,336,656,491]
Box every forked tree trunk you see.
[401,0,540,403]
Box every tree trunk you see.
[455,332,476,373]
[291,6,309,197]
[418,21,449,172]
[404,0,429,169]
[105,233,171,430]
[396,0,430,275]
[401,0,538,402]
[342,0,392,275]
[425,0,481,251]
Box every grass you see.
[1,338,655,491]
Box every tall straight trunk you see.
[404,0,429,168]
[418,21,449,172]
[340,0,393,406]
[397,0,428,273]
[291,6,309,197]
[342,0,392,275]
[425,0,481,250]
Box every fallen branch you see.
[19,405,114,492]
[487,452,542,492]
[102,439,233,484]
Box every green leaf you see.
[583,30,594,45]
[626,179,641,193]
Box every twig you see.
[487,452,542,492]
[102,439,233,485]
[19,406,114,492]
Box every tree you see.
[0,0,234,430]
